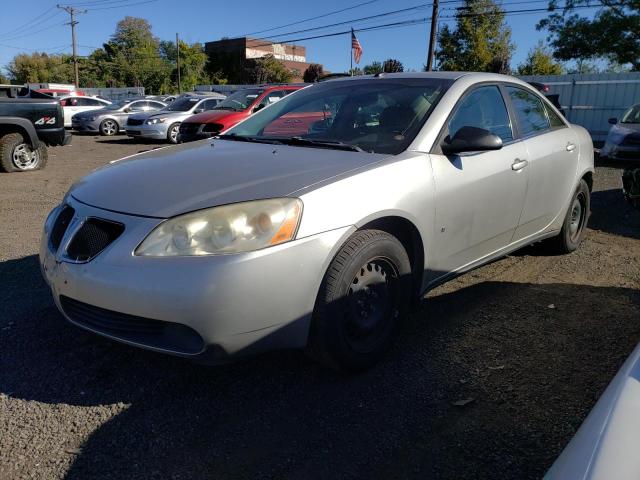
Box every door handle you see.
[511,158,529,171]
[566,142,576,152]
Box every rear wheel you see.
[307,229,411,371]
[0,133,48,172]
[99,119,118,136]
[546,179,590,253]
[167,123,180,144]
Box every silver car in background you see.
[40,73,593,371]
[600,103,640,161]
[71,98,167,136]
[126,93,225,143]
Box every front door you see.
[430,85,529,277]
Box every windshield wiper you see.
[216,134,283,145]
[281,137,364,152]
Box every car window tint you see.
[448,86,513,142]
[149,101,165,110]
[506,86,550,135]
[128,101,146,111]
[545,104,565,128]
[203,99,220,110]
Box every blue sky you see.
[0,0,592,78]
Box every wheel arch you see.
[0,118,39,147]
[357,215,426,302]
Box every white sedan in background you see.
[60,95,111,127]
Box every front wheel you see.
[99,119,118,136]
[167,123,180,144]
[0,133,48,172]
[547,179,590,253]
[307,229,412,371]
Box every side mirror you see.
[124,107,131,113]
[441,126,503,155]
[608,117,618,125]
[194,108,204,114]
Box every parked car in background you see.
[146,94,177,103]
[600,104,640,161]
[40,73,593,370]
[178,85,302,142]
[72,98,166,136]
[126,93,225,143]
[60,95,111,128]
[36,88,86,97]
[0,85,70,172]
[545,342,640,480]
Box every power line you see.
[242,0,382,37]
[84,0,159,10]
[57,5,87,88]
[0,6,60,39]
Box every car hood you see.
[185,109,247,125]
[128,110,170,121]
[70,139,387,218]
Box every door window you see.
[75,97,105,106]
[256,90,287,110]
[448,86,513,143]
[128,101,147,112]
[545,104,566,128]
[506,86,550,135]
[202,99,220,110]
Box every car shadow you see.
[2,255,639,479]
[590,186,640,240]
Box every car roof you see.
[323,71,523,83]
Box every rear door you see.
[430,84,529,274]
[505,85,579,240]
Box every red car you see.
[178,85,304,142]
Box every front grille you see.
[127,118,144,126]
[49,205,75,252]
[621,135,640,146]
[60,296,205,354]
[179,123,200,135]
[66,218,124,262]
[202,123,224,134]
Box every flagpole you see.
[350,29,353,76]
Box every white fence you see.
[519,73,640,143]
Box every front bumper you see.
[72,118,101,133]
[600,141,640,161]
[39,196,351,362]
[126,122,169,140]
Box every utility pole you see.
[176,33,181,94]
[57,5,86,88]
[426,0,439,71]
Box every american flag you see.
[351,28,362,64]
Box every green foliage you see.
[363,61,383,74]
[348,67,364,76]
[517,42,564,75]
[3,16,211,93]
[436,0,514,73]
[537,0,639,71]
[303,63,324,83]
[383,58,404,73]
[244,55,293,84]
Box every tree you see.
[537,0,639,71]
[383,58,404,73]
[303,63,324,82]
[160,40,209,92]
[244,55,292,84]
[436,0,514,73]
[517,42,564,75]
[363,61,383,74]
[6,52,73,83]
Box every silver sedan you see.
[40,73,594,371]
[71,98,167,136]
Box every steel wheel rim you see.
[569,193,586,241]
[12,143,38,170]
[344,257,399,353]
[102,120,117,135]
[170,126,179,142]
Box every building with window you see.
[204,37,320,83]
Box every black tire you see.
[0,133,48,173]
[99,119,118,136]
[546,179,590,253]
[307,229,412,371]
[167,123,180,144]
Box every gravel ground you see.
[1,134,639,480]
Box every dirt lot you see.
[1,134,639,480]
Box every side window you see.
[76,98,103,107]
[203,99,219,110]
[545,104,565,128]
[448,86,513,143]
[148,101,165,110]
[506,86,550,135]
[128,101,147,112]
[257,90,286,110]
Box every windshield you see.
[224,79,449,155]
[621,104,640,124]
[215,89,263,111]
[164,97,200,112]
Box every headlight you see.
[86,116,97,121]
[135,198,303,256]
[145,117,167,125]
